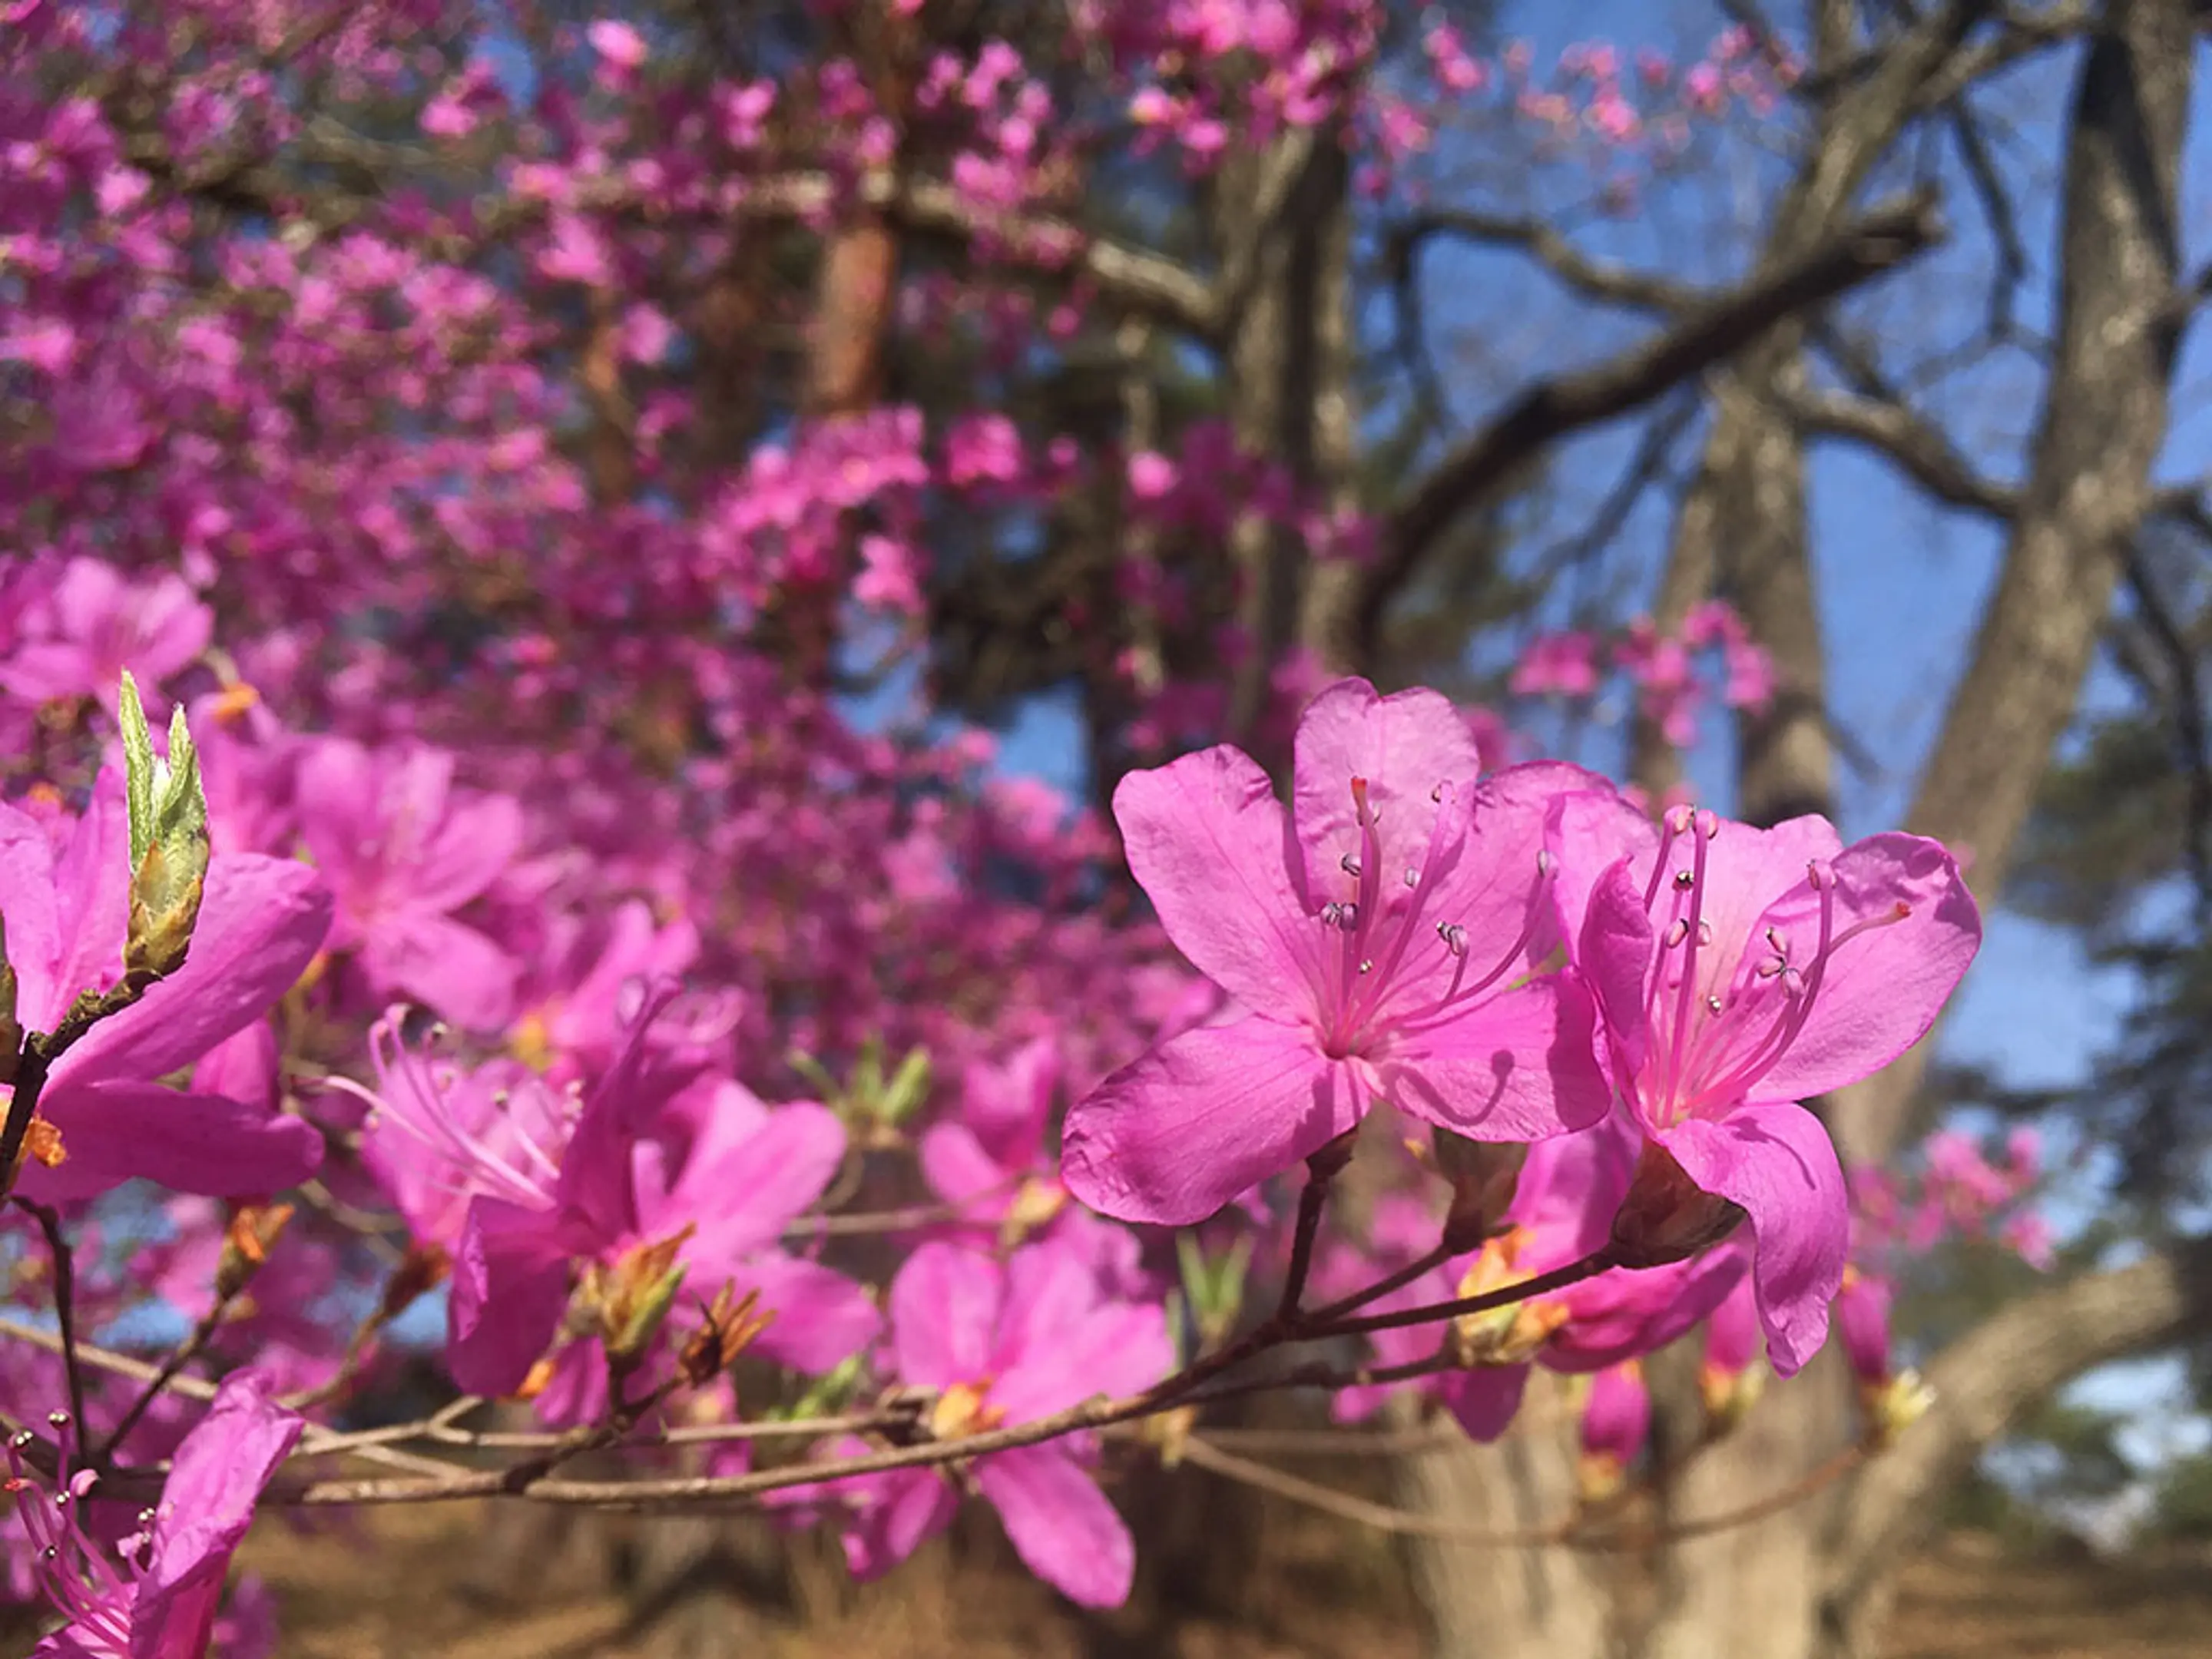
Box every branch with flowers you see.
[0,666,2000,1638]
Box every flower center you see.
[1313,777,1551,1056]
[1637,806,1911,1124]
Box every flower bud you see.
[117,673,210,982]
[1447,1228,1568,1366]
[1608,1141,1744,1268]
[1432,1128,1528,1250]
[1577,1361,1651,1505]
[591,1230,694,1366]
[1864,1369,1934,1449]
[1836,1267,1892,1389]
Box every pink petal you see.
[1544,788,1657,955]
[918,1121,1015,1219]
[677,1101,848,1258]
[363,910,518,1031]
[974,1445,1134,1608]
[1548,1243,1747,1371]
[1291,677,1482,902]
[16,1081,323,1203]
[1441,1364,1529,1442]
[1512,1113,1642,1263]
[48,773,131,1012]
[133,1369,302,1659]
[1060,1018,1364,1226]
[889,1241,1003,1387]
[1113,745,1320,1022]
[1570,856,1656,1083]
[994,1238,1101,1363]
[62,854,331,1083]
[995,1301,1172,1424]
[0,803,63,1027]
[1661,1100,1846,1377]
[411,791,524,913]
[839,1466,958,1581]
[1740,833,1982,1104]
[448,1196,571,1396]
[189,1020,278,1112]
[1378,975,1611,1142]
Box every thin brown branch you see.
[1181,1430,1872,1552]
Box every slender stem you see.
[1302,1250,1615,1342]
[1300,1238,1456,1328]
[14,1199,88,1433]
[1274,1167,1334,1321]
[98,1293,237,1461]
[0,1048,51,1204]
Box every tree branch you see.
[1353,192,1944,665]
[1383,210,1694,316]
[1825,1237,2212,1618]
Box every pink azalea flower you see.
[919,1036,1062,1233]
[1549,791,1982,1373]
[295,737,522,1030]
[1062,677,1611,1225]
[6,1369,303,1657]
[1,779,331,1204]
[442,1007,876,1400]
[810,1240,1170,1607]
[0,559,211,715]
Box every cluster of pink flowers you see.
[1512,601,1778,753]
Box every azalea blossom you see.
[1064,677,1611,1225]
[5,1369,302,1657]
[803,1239,1171,1608]
[440,1007,877,1406]
[295,737,523,1031]
[1548,791,1981,1373]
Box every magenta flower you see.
[1550,792,1982,1373]
[296,737,522,1030]
[1063,678,1611,1224]
[1,780,332,1204]
[0,558,210,716]
[6,1369,303,1658]
[812,1240,1171,1607]
[440,1013,876,1402]
[919,1036,1063,1235]
[1836,1267,1894,1388]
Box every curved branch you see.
[1351,192,1944,666]
[1826,1237,2212,1612]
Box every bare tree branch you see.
[1382,210,1695,316]
[1349,192,1945,665]
[1823,1237,2212,1641]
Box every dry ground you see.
[214,1505,2212,1659]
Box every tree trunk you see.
[1389,1379,1616,1659]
